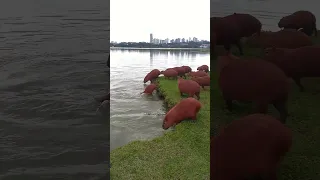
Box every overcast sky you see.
[110,0,209,42]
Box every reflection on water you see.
[110,49,210,150]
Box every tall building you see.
[182,38,185,43]
[193,37,198,42]
[150,33,153,44]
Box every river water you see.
[0,1,109,179]
[110,49,210,150]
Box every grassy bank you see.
[110,76,210,180]
[211,46,320,180]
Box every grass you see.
[110,76,210,180]
[211,45,320,180]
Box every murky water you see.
[0,1,109,179]
[110,49,210,150]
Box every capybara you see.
[181,65,192,73]
[188,71,209,78]
[178,77,201,99]
[143,69,161,83]
[264,46,320,92]
[211,114,292,180]
[197,65,209,73]
[218,53,290,122]
[162,97,202,130]
[95,93,110,103]
[191,76,210,89]
[162,69,178,79]
[246,29,313,49]
[173,67,186,78]
[141,84,157,95]
[278,10,317,36]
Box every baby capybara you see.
[181,65,192,73]
[264,46,320,92]
[162,69,178,79]
[162,97,202,130]
[173,67,186,78]
[211,114,292,180]
[191,76,210,89]
[178,77,201,99]
[188,71,209,78]
[143,69,161,83]
[278,10,317,36]
[141,84,157,95]
[218,53,290,122]
[197,65,209,73]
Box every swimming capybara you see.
[173,67,186,78]
[246,29,313,49]
[211,113,292,180]
[264,46,320,92]
[191,76,210,89]
[188,71,209,78]
[162,97,202,130]
[197,65,209,73]
[278,10,317,36]
[141,84,157,95]
[143,69,161,83]
[181,65,192,73]
[162,69,178,79]
[218,53,290,122]
[178,77,201,99]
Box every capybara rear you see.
[264,46,320,92]
[218,54,290,122]
[197,65,209,72]
[191,76,210,89]
[162,69,178,79]
[181,65,192,73]
[188,71,209,78]
[141,84,157,95]
[178,77,201,99]
[143,69,161,83]
[211,114,292,180]
[162,97,202,130]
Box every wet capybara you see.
[173,67,186,78]
[181,65,192,73]
[247,29,313,49]
[143,69,161,83]
[191,76,210,89]
[197,65,209,73]
[162,97,202,130]
[141,84,157,95]
[178,77,201,100]
[95,93,110,103]
[188,71,209,78]
[218,53,290,122]
[278,10,317,36]
[162,69,178,79]
[264,46,320,92]
[211,113,292,180]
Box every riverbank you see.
[110,47,210,51]
[110,76,210,179]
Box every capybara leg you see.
[235,40,244,55]
[292,77,304,92]
[202,85,205,89]
[180,92,183,96]
[195,92,200,100]
[273,100,288,123]
[225,99,233,111]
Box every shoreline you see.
[110,47,210,51]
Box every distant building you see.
[150,33,153,44]
[170,39,174,43]
[189,37,192,42]
[193,37,198,42]
[182,38,185,43]
[165,38,169,44]
[200,44,210,48]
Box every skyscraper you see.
[150,33,153,44]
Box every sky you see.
[110,0,210,42]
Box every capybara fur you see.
[247,29,313,49]
[197,65,209,73]
[218,54,290,123]
[95,93,110,103]
[188,71,209,78]
[173,67,186,78]
[211,114,292,180]
[181,65,192,73]
[278,10,317,36]
[191,76,210,89]
[178,77,201,100]
[162,69,178,79]
[141,84,157,95]
[143,69,161,83]
[162,97,202,130]
[264,46,320,92]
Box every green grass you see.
[211,46,320,180]
[110,76,210,180]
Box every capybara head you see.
[278,15,293,28]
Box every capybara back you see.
[191,76,210,89]
[178,78,201,99]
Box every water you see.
[110,49,210,150]
[0,1,109,179]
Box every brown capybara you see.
[218,53,290,123]
[143,69,161,83]
[264,46,320,92]
[172,67,186,78]
[247,29,313,49]
[181,65,192,73]
[191,76,210,89]
[211,113,292,180]
[178,77,201,99]
[197,65,209,72]
[95,92,110,103]
[278,10,317,36]
[162,97,202,130]
[141,84,157,95]
[162,69,178,79]
[188,71,209,78]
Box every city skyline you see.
[110,0,209,42]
